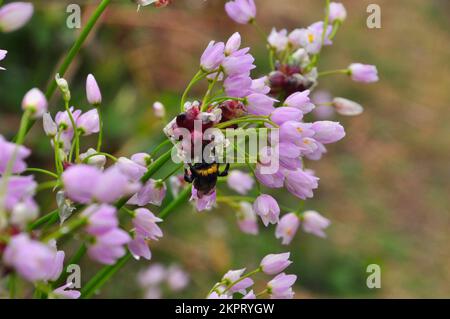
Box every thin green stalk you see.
[25,168,59,179]
[65,101,80,162]
[180,70,205,112]
[82,151,117,163]
[318,68,349,77]
[201,72,220,110]
[150,139,172,158]
[27,209,59,231]
[96,106,103,152]
[162,163,183,182]
[41,217,87,243]
[221,267,262,294]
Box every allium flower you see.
[86,74,102,105]
[302,210,330,238]
[200,41,225,72]
[275,213,300,245]
[225,32,241,56]
[10,199,39,228]
[253,194,280,226]
[251,76,270,94]
[311,120,345,144]
[2,175,37,211]
[255,164,285,189]
[77,109,99,136]
[285,169,319,200]
[260,252,292,275]
[267,273,297,299]
[43,113,57,137]
[279,121,315,146]
[128,235,151,261]
[268,28,289,52]
[153,101,166,118]
[166,265,190,292]
[80,148,106,170]
[132,208,163,240]
[278,142,302,170]
[236,201,258,235]
[227,170,254,195]
[224,74,252,98]
[246,93,276,116]
[93,166,140,204]
[225,0,256,24]
[0,2,34,33]
[62,164,102,203]
[131,152,152,167]
[0,135,31,174]
[0,49,7,70]
[83,204,118,236]
[222,51,255,76]
[21,88,48,118]
[222,268,254,293]
[348,63,379,83]
[191,186,216,212]
[128,179,167,206]
[283,90,315,114]
[55,107,82,132]
[3,234,64,282]
[88,228,131,265]
[270,107,303,125]
[53,283,81,299]
[117,157,147,182]
[329,2,347,23]
[332,97,364,116]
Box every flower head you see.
[88,228,131,265]
[133,208,163,240]
[260,252,292,275]
[0,2,34,33]
[86,74,102,105]
[275,213,300,245]
[267,273,297,299]
[0,135,31,174]
[21,88,48,118]
[200,41,225,72]
[348,63,379,83]
[227,170,254,195]
[225,0,256,24]
[302,210,330,238]
[253,194,280,226]
[329,2,347,23]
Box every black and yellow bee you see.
[184,162,230,196]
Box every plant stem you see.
[150,139,172,158]
[318,69,349,77]
[82,151,117,163]
[96,106,103,152]
[222,267,262,294]
[180,70,205,112]
[41,217,87,243]
[25,168,59,179]
[65,101,80,163]
[27,209,59,231]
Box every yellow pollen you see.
[304,139,311,145]
[308,33,315,43]
[296,127,303,133]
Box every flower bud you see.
[21,88,48,118]
[55,73,71,101]
[152,101,165,119]
[43,113,57,137]
[260,252,292,275]
[332,97,364,116]
[86,74,102,106]
[0,2,34,33]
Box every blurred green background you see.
[1,0,450,298]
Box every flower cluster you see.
[208,252,296,299]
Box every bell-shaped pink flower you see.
[236,201,258,235]
[128,179,167,207]
[285,169,319,200]
[86,74,102,105]
[222,52,255,76]
[332,97,364,116]
[302,210,330,238]
[225,32,241,56]
[251,76,270,94]
[62,164,102,204]
[83,204,118,236]
[227,170,254,195]
[117,157,147,182]
[190,186,216,212]
[275,213,300,245]
[348,63,379,83]
[1,175,36,211]
[268,28,288,52]
[132,208,163,240]
[254,163,285,189]
[21,88,47,118]
[253,194,280,226]
[225,0,256,24]
[200,41,225,72]
[270,107,303,125]
[224,74,252,98]
[128,235,152,261]
[246,93,276,116]
[77,109,99,136]
[55,107,82,132]
[0,135,31,174]
[329,2,347,23]
[0,2,34,33]
[88,228,131,265]
[222,268,254,293]
[283,90,315,114]
[267,273,297,299]
[311,120,345,144]
[260,252,292,275]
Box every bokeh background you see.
[1,0,449,298]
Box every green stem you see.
[318,69,350,77]
[36,180,60,193]
[150,139,172,158]
[201,72,221,111]
[8,273,17,299]
[82,151,117,163]
[162,164,183,182]
[27,209,59,231]
[25,168,59,179]
[65,101,80,163]
[180,70,205,112]
[96,106,103,152]
[222,267,262,294]
[251,20,268,43]
[41,217,87,243]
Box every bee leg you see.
[184,169,194,183]
[218,163,230,177]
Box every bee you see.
[184,162,230,196]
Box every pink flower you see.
[253,194,280,226]
[62,164,102,204]
[222,268,254,293]
[117,157,147,182]
[1,175,36,211]
[166,265,190,292]
[200,41,225,72]
[225,0,256,24]
[138,263,166,287]
[268,28,288,52]
[227,170,254,195]
[3,234,65,282]
[243,290,256,299]
[222,51,255,76]
[21,88,47,118]
[348,63,379,83]
[190,186,216,212]
[88,228,131,265]
[270,107,303,125]
[251,76,270,94]
[132,208,163,240]
[275,213,300,245]
[332,97,364,116]
[0,135,31,174]
[302,210,330,238]
[224,74,252,98]
[246,93,276,116]
[329,2,347,23]
[93,166,140,204]
[254,163,285,189]
[208,291,232,299]
[267,273,297,299]
[278,142,302,170]
[311,120,345,144]
[53,283,81,299]
[236,202,258,235]
[128,235,151,261]
[260,252,292,275]
[77,109,99,136]
[285,169,319,200]
[131,152,151,167]
[83,204,118,236]
[279,121,315,146]
[283,90,315,114]
[55,107,82,132]
[86,74,102,105]
[152,101,166,118]
[225,32,241,56]
[128,179,167,206]
[0,49,6,70]
[0,2,34,33]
